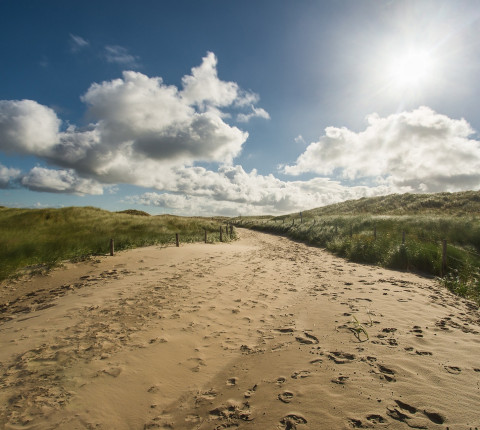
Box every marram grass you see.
[0,206,235,280]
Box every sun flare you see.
[388,49,433,89]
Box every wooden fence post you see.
[292,219,295,226]
[175,233,179,247]
[402,231,406,244]
[110,238,114,256]
[220,226,223,242]
[441,239,447,277]
[230,225,233,236]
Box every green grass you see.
[0,206,235,280]
[300,190,480,216]
[234,191,480,305]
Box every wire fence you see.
[234,216,480,277]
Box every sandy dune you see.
[0,229,479,429]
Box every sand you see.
[0,228,479,429]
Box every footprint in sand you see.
[209,400,252,421]
[376,364,396,382]
[100,367,122,378]
[275,327,295,333]
[194,389,217,407]
[226,377,238,386]
[291,370,311,379]
[410,326,424,337]
[444,365,461,374]
[244,384,258,398]
[415,350,433,356]
[348,413,387,427]
[278,391,294,403]
[387,399,445,428]
[331,375,349,385]
[366,414,386,424]
[295,332,319,345]
[184,414,201,423]
[328,351,356,364]
[280,414,307,430]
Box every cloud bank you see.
[104,45,140,68]
[283,107,480,193]
[0,51,479,214]
[0,53,263,189]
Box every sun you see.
[388,49,433,89]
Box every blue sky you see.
[1,0,480,215]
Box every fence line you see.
[237,217,480,279]
[107,224,236,254]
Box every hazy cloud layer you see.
[125,165,390,215]
[70,34,89,51]
[104,45,140,68]
[282,107,480,193]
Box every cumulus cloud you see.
[104,45,140,68]
[0,54,270,186]
[0,163,21,188]
[21,167,103,195]
[283,107,480,193]
[4,51,476,214]
[0,100,60,155]
[76,69,247,167]
[0,53,271,198]
[181,52,238,108]
[181,52,262,111]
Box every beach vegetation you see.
[234,191,480,305]
[0,206,235,280]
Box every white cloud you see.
[0,100,60,155]
[3,52,476,215]
[21,167,103,195]
[0,54,269,197]
[0,163,21,188]
[294,135,306,145]
[283,106,480,193]
[237,106,271,123]
[104,45,140,68]
[181,52,238,108]
[125,164,390,215]
[0,55,261,183]
[70,34,89,51]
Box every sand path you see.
[0,228,479,429]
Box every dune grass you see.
[235,192,480,305]
[0,206,235,280]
